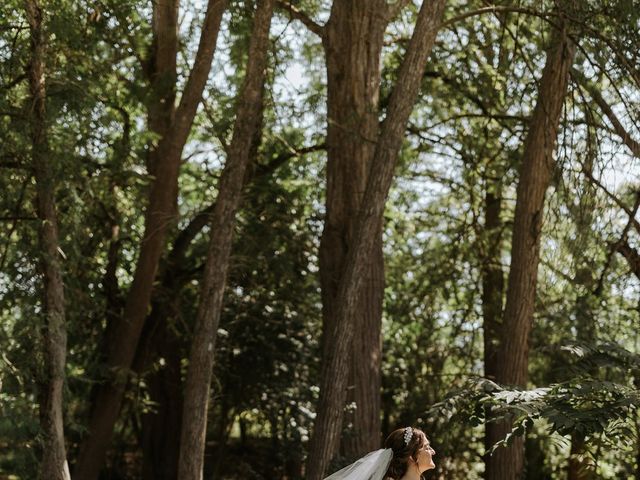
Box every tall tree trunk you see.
[306,1,447,478]
[139,298,183,480]
[482,187,503,380]
[177,1,275,478]
[74,1,227,478]
[482,182,505,471]
[25,2,71,479]
[482,20,508,476]
[567,151,597,480]
[488,10,577,480]
[319,0,387,459]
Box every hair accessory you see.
[403,427,413,445]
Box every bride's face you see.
[416,440,436,472]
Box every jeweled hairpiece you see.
[403,427,413,445]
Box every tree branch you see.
[581,168,640,234]
[615,240,640,281]
[276,0,324,38]
[595,190,640,295]
[255,141,325,177]
[168,141,324,268]
[172,0,228,144]
[442,5,556,29]
[0,216,38,221]
[1,74,27,91]
[572,68,640,159]
[0,160,30,170]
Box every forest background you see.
[1,0,640,479]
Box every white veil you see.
[323,448,393,480]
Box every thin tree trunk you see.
[482,21,510,474]
[74,1,227,478]
[177,1,275,478]
[319,0,387,459]
[567,153,597,480]
[482,184,504,380]
[482,183,505,473]
[488,10,577,480]
[25,2,71,479]
[306,1,446,478]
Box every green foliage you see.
[2,0,640,478]
[430,342,640,467]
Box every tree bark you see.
[146,0,179,172]
[488,10,577,480]
[305,1,446,478]
[25,1,71,479]
[73,1,227,478]
[177,0,275,478]
[139,301,183,480]
[482,183,505,472]
[481,177,504,382]
[481,18,508,478]
[319,0,387,459]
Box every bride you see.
[324,427,436,480]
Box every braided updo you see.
[383,427,428,479]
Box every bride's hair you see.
[383,427,428,479]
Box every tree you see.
[306,1,447,477]
[318,0,388,458]
[177,0,276,478]
[74,1,228,477]
[488,5,578,478]
[24,1,71,478]
[2,0,640,477]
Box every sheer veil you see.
[323,448,393,480]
